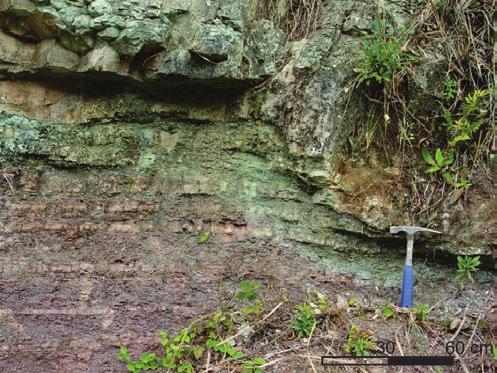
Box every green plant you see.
[242,357,266,373]
[445,89,489,147]
[455,255,480,285]
[441,318,451,329]
[347,297,358,307]
[311,290,329,313]
[355,19,411,84]
[344,324,376,356]
[412,303,430,322]
[364,108,379,150]
[381,304,396,319]
[206,309,233,331]
[117,346,161,372]
[291,303,316,338]
[206,332,245,359]
[442,173,472,190]
[476,320,489,330]
[422,148,454,173]
[443,78,457,100]
[348,137,359,152]
[399,121,415,144]
[118,307,241,372]
[493,344,497,360]
[242,301,262,316]
[197,230,210,244]
[236,280,261,302]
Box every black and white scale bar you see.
[321,355,454,366]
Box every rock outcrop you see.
[1,0,495,261]
[0,0,495,371]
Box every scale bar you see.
[321,355,454,366]
[389,356,454,366]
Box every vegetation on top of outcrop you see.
[355,18,413,84]
[349,0,495,220]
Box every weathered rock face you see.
[0,0,285,90]
[0,0,495,369]
[1,0,495,261]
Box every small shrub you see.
[443,78,457,100]
[381,304,396,319]
[291,303,316,338]
[455,255,480,286]
[347,297,358,307]
[345,324,376,356]
[355,19,412,84]
[413,303,430,322]
[422,148,454,174]
[236,280,261,302]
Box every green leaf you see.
[449,134,471,147]
[493,344,497,359]
[382,304,395,319]
[422,148,435,165]
[178,362,194,373]
[446,150,455,165]
[426,166,441,173]
[442,172,454,185]
[193,346,204,360]
[236,280,260,301]
[117,346,130,362]
[197,230,210,244]
[435,148,444,167]
[442,107,453,126]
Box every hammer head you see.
[390,226,441,236]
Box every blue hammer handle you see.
[390,226,441,308]
[400,264,414,308]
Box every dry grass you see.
[259,0,325,41]
[347,0,495,220]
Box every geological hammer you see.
[390,226,441,308]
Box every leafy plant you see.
[206,333,245,359]
[118,308,241,373]
[355,19,411,84]
[381,304,396,319]
[348,137,359,152]
[347,297,358,307]
[236,280,261,302]
[242,301,262,316]
[441,318,451,329]
[412,303,430,322]
[291,303,316,338]
[197,230,210,244]
[455,255,480,286]
[446,89,489,147]
[207,309,233,331]
[443,78,457,100]
[345,324,376,356]
[242,357,266,373]
[442,173,471,190]
[422,148,454,173]
[311,290,329,313]
[117,347,161,373]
